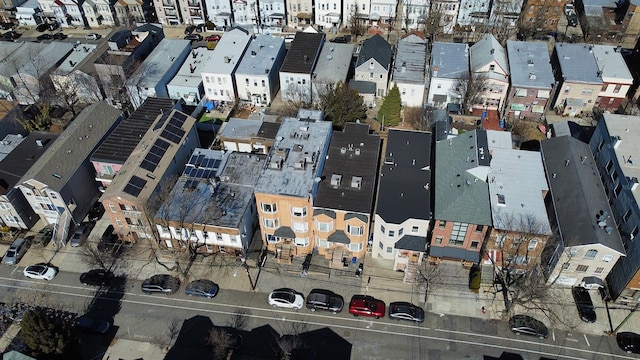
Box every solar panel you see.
[152,111,171,131]
[123,175,147,197]
[169,113,188,128]
[160,129,183,144]
[140,159,157,172]
[188,154,199,165]
[183,167,193,176]
[212,159,222,169]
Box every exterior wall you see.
[354,60,388,97]
[371,214,430,261]
[483,228,550,271]
[429,219,488,262]
[520,0,562,32]
[439,0,460,34]
[95,0,116,26]
[154,0,181,25]
[83,3,101,27]
[167,82,204,105]
[401,0,428,30]
[315,0,342,30]
[202,73,236,102]
[259,0,286,29]
[472,60,509,112]
[546,244,622,287]
[0,190,38,230]
[313,210,369,261]
[92,161,124,187]
[616,269,640,304]
[553,80,602,116]
[623,5,640,48]
[50,72,102,103]
[392,81,424,107]
[255,193,314,257]
[178,0,205,24]
[287,0,313,28]
[279,72,313,102]
[597,82,631,111]
[427,77,456,108]
[343,0,369,28]
[16,6,43,25]
[505,86,550,120]
[232,0,257,30]
[205,0,233,28]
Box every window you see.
[562,262,570,270]
[411,226,419,233]
[388,230,395,237]
[605,160,613,173]
[348,242,363,252]
[470,241,479,249]
[266,234,280,243]
[295,237,309,246]
[291,206,307,217]
[624,209,632,222]
[116,218,123,227]
[581,88,593,96]
[450,222,467,246]
[496,234,506,247]
[347,224,364,236]
[594,267,605,274]
[317,221,333,232]
[292,222,308,233]
[615,183,622,197]
[109,203,116,212]
[378,241,384,249]
[398,228,403,236]
[613,84,622,93]
[264,218,279,228]
[318,239,330,248]
[261,202,277,213]
[386,246,393,253]
[434,236,443,244]
[576,265,589,272]
[584,249,598,259]
[602,254,613,262]
[497,194,506,206]
[476,225,484,233]
[564,85,571,94]
[380,225,386,234]
[438,221,446,229]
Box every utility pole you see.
[611,302,640,335]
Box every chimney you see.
[614,135,622,149]
[304,54,309,63]
[190,63,195,73]
[224,56,230,63]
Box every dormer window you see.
[331,174,342,186]
[369,61,374,69]
[351,176,362,189]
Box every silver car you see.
[3,238,28,265]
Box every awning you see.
[297,12,311,19]
[582,276,604,288]
[274,226,295,239]
[394,235,426,251]
[269,13,284,17]
[537,90,550,99]
[510,103,526,111]
[328,230,350,244]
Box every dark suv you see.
[141,274,181,294]
[572,287,596,323]
[305,289,344,314]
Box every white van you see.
[85,33,101,40]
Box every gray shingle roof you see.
[0,132,58,189]
[430,42,469,79]
[554,43,603,84]
[506,40,554,89]
[356,34,392,71]
[540,136,625,254]
[470,34,508,75]
[392,37,427,85]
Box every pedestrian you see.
[481,306,486,314]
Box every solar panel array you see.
[152,110,171,131]
[160,112,187,144]
[182,153,223,179]
[140,139,170,172]
[123,175,147,197]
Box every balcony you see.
[187,1,200,8]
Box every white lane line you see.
[553,329,556,342]
[584,334,590,347]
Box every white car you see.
[23,263,57,281]
[268,288,304,309]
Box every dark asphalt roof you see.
[256,121,280,140]
[356,34,392,70]
[0,131,58,190]
[349,80,376,94]
[315,123,381,214]
[540,136,625,254]
[280,32,325,74]
[429,245,480,262]
[394,235,426,251]
[91,97,176,164]
[376,129,431,224]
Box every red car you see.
[348,295,385,318]
[205,34,220,42]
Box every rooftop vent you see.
[331,174,342,186]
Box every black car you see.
[74,315,110,334]
[617,332,640,354]
[184,34,203,42]
[36,34,52,41]
[572,287,596,323]
[184,25,196,34]
[388,302,425,323]
[80,269,114,286]
[52,32,67,40]
[88,202,105,222]
[3,31,19,40]
[32,225,54,248]
[185,279,219,298]
[141,274,181,294]
[567,13,578,27]
[36,23,49,32]
[305,289,344,313]
[330,36,348,43]
[48,22,59,31]
[508,315,548,339]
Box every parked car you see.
[185,279,219,298]
[617,332,640,354]
[330,36,348,43]
[205,34,220,42]
[3,31,19,40]
[184,34,203,42]
[509,315,548,339]
[572,287,596,323]
[0,22,13,30]
[36,23,48,32]
[305,289,343,314]
[184,25,196,34]
[88,202,105,222]
[388,302,425,323]
[36,34,52,41]
[564,3,575,15]
[74,315,110,334]
[268,288,304,309]
[23,263,57,280]
[348,295,385,319]
[80,269,114,286]
[32,225,54,248]
[52,32,67,40]
[567,13,578,27]
[141,274,181,294]
[85,33,101,40]
[70,223,93,247]
[3,238,28,265]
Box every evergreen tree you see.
[316,81,367,128]
[378,84,402,127]
[19,308,75,356]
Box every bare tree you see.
[449,73,489,114]
[207,328,237,360]
[275,321,308,360]
[488,0,520,45]
[518,6,549,39]
[416,262,445,301]
[347,9,367,41]
[404,106,437,131]
[225,308,250,330]
[423,0,445,41]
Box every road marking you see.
[584,334,590,347]
[566,338,579,342]
[552,329,556,342]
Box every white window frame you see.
[292,222,308,233]
[317,238,331,248]
[528,239,539,250]
[264,218,279,228]
[347,224,364,236]
[291,206,307,217]
[295,237,309,246]
[411,226,419,234]
[317,221,333,232]
[347,242,363,252]
[261,202,277,213]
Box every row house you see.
[90,97,178,188]
[592,45,633,112]
[469,34,509,114]
[354,34,392,98]
[314,123,381,266]
[389,33,427,107]
[114,0,146,26]
[100,108,200,243]
[437,0,460,34]
[37,0,58,21]
[483,147,552,278]
[315,0,341,31]
[577,0,640,48]
[505,40,554,121]
[259,0,286,31]
[254,111,332,261]
[488,0,523,29]
[540,135,626,288]
[0,132,57,230]
[589,114,640,304]
[201,27,251,103]
[126,38,191,109]
[217,117,280,154]
[311,42,354,101]
[1,0,26,24]
[83,0,116,27]
[286,0,313,29]
[279,32,325,103]
[372,129,431,282]
[427,42,469,108]
[0,43,40,99]
[154,149,265,256]
[235,34,286,106]
[180,0,206,25]
[370,0,396,28]
[401,0,428,30]
[232,0,258,31]
[50,43,103,104]
[16,0,44,26]
[457,0,491,27]
[430,130,504,265]
[550,43,603,117]
[53,0,85,27]
[17,102,123,245]
[167,48,208,106]
[520,0,563,32]
[206,0,234,29]
[154,0,180,24]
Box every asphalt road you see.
[0,264,634,360]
